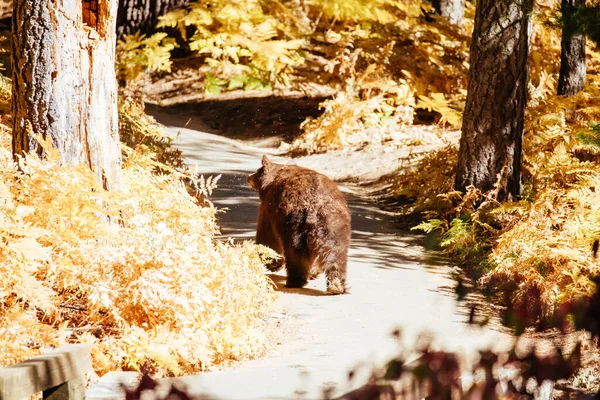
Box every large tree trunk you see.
[12,0,122,191]
[117,0,189,39]
[557,0,587,96]
[432,0,465,26]
[455,0,533,201]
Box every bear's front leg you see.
[256,208,284,272]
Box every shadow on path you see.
[146,96,327,142]
[267,274,329,297]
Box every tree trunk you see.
[284,0,312,35]
[455,0,533,201]
[557,0,587,96]
[12,0,122,191]
[432,0,465,26]
[116,0,189,38]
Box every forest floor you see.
[88,96,588,399]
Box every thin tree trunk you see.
[432,0,465,26]
[455,0,533,201]
[557,0,587,96]
[117,0,189,39]
[284,0,312,35]
[12,0,122,191]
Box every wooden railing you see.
[0,344,92,400]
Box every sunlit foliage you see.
[117,32,177,85]
[288,0,471,153]
[112,0,600,330]
[118,0,470,151]
[402,8,600,326]
[0,79,276,377]
[118,0,306,92]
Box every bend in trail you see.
[89,103,514,400]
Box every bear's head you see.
[248,155,276,194]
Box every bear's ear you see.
[262,155,274,169]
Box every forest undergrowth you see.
[393,9,600,329]
[121,0,468,152]
[0,77,277,377]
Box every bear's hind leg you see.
[323,251,348,295]
[325,269,346,294]
[308,263,324,280]
[284,251,310,288]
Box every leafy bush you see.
[287,42,418,154]
[0,82,276,377]
[156,0,305,93]
[117,32,177,86]
[393,145,457,217]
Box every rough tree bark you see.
[557,0,587,96]
[455,0,533,201]
[12,0,122,191]
[432,0,465,26]
[116,0,189,38]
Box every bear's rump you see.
[284,209,348,266]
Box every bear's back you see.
[261,165,350,229]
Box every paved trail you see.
[89,109,514,399]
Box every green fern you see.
[412,219,446,234]
[204,73,227,95]
[576,122,600,148]
[440,217,474,249]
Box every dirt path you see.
[148,107,516,398]
[87,105,515,399]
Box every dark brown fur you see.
[248,155,351,294]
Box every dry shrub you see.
[287,90,416,154]
[0,80,276,376]
[118,95,184,170]
[485,188,599,322]
[392,145,458,217]
[288,41,417,154]
[484,85,600,324]
[287,0,471,154]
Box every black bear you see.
[248,155,351,294]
